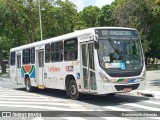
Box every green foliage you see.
[114,0,155,52]
[98,5,115,26]
[147,1,160,58]
[0,0,160,61]
[80,6,100,27]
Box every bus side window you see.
[31,47,35,64]
[45,44,51,63]
[10,52,15,66]
[64,38,78,61]
[23,48,30,64]
[55,41,63,62]
[51,43,55,62]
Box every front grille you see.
[115,83,139,91]
[106,68,143,77]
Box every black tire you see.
[25,77,34,92]
[106,93,116,97]
[69,80,80,100]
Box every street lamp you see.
[38,0,43,41]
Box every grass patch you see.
[0,72,9,76]
[146,64,160,71]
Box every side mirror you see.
[93,35,99,49]
[94,41,99,49]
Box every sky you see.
[62,0,115,11]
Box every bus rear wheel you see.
[69,80,80,100]
[25,77,34,92]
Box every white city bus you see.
[10,27,146,99]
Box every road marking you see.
[0,101,83,107]
[149,117,160,120]
[62,117,86,120]
[155,96,160,99]
[0,98,67,102]
[102,117,130,120]
[0,104,88,111]
[0,92,43,96]
[103,106,133,111]
[123,103,160,111]
[144,100,160,105]
[32,117,44,120]
[0,95,55,98]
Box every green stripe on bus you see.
[29,65,34,74]
[117,78,124,82]
[22,66,26,73]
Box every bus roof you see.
[10,27,136,52]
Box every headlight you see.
[99,72,110,83]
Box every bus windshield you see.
[96,29,143,72]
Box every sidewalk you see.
[131,70,160,99]
[0,72,10,81]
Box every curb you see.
[137,91,154,97]
[0,77,10,81]
[130,90,160,99]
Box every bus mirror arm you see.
[93,35,99,49]
[94,41,99,49]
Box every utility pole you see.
[38,0,43,41]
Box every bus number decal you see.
[65,66,74,72]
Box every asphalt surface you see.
[0,70,159,120]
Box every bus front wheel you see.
[69,80,80,100]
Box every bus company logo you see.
[48,66,60,72]
[21,65,36,78]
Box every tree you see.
[114,0,154,52]
[80,6,100,27]
[40,0,78,39]
[0,0,11,73]
[98,5,115,26]
[147,0,160,59]
[6,0,39,43]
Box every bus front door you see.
[16,54,22,84]
[81,42,97,92]
[36,50,45,89]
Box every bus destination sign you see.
[96,29,138,38]
[102,30,131,36]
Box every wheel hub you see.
[70,85,76,95]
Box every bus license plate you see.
[124,88,132,92]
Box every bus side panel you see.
[43,61,81,91]
[10,66,17,84]
[44,63,59,89]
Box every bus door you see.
[80,42,97,92]
[36,50,45,88]
[16,54,22,84]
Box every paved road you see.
[0,78,160,120]
[145,70,160,91]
